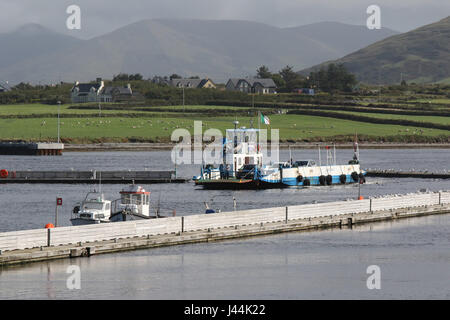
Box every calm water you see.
[0,149,448,232]
[1,215,450,299]
[0,148,449,299]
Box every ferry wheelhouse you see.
[194,122,263,183]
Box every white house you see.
[71,78,104,103]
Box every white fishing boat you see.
[70,192,112,225]
[71,185,159,225]
[110,185,153,222]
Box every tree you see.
[170,74,182,80]
[256,65,272,79]
[130,73,143,81]
[113,73,130,81]
[271,73,286,88]
[306,63,357,92]
[279,65,297,83]
[279,65,305,91]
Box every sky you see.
[0,0,449,38]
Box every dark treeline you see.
[256,63,357,93]
[1,70,449,106]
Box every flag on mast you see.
[260,113,270,125]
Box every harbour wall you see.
[1,190,449,266]
[0,170,185,184]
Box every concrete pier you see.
[1,190,449,267]
[366,170,450,179]
[0,170,187,184]
[0,142,64,155]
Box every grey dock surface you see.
[366,170,450,179]
[0,170,188,184]
[1,191,449,267]
[0,142,64,155]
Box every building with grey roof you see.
[226,78,277,94]
[70,78,104,103]
[0,81,11,92]
[170,78,216,89]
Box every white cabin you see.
[118,185,151,218]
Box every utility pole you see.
[57,101,61,143]
[182,86,185,112]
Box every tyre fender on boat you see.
[351,171,359,182]
[339,174,347,184]
[303,178,311,186]
[326,175,333,185]
[319,175,326,185]
[296,175,303,184]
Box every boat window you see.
[133,195,142,205]
[121,194,131,204]
[83,202,104,210]
[293,161,309,167]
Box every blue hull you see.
[282,173,365,186]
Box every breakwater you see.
[1,190,449,266]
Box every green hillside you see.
[301,16,450,85]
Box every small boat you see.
[109,185,153,222]
[70,185,166,225]
[70,192,112,225]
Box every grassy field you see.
[1,110,448,143]
[331,110,450,126]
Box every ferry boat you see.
[70,185,156,225]
[263,144,366,187]
[194,121,366,189]
[194,122,269,188]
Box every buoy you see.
[358,196,364,200]
[0,169,8,178]
[45,223,55,228]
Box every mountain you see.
[0,24,81,78]
[0,19,398,84]
[300,16,450,84]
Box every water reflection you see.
[1,214,449,299]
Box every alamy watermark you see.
[66,265,81,290]
[170,121,279,165]
[66,5,81,30]
[366,265,381,290]
[366,5,381,30]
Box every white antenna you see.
[318,145,321,166]
[289,145,292,165]
[99,171,102,194]
[333,144,336,165]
